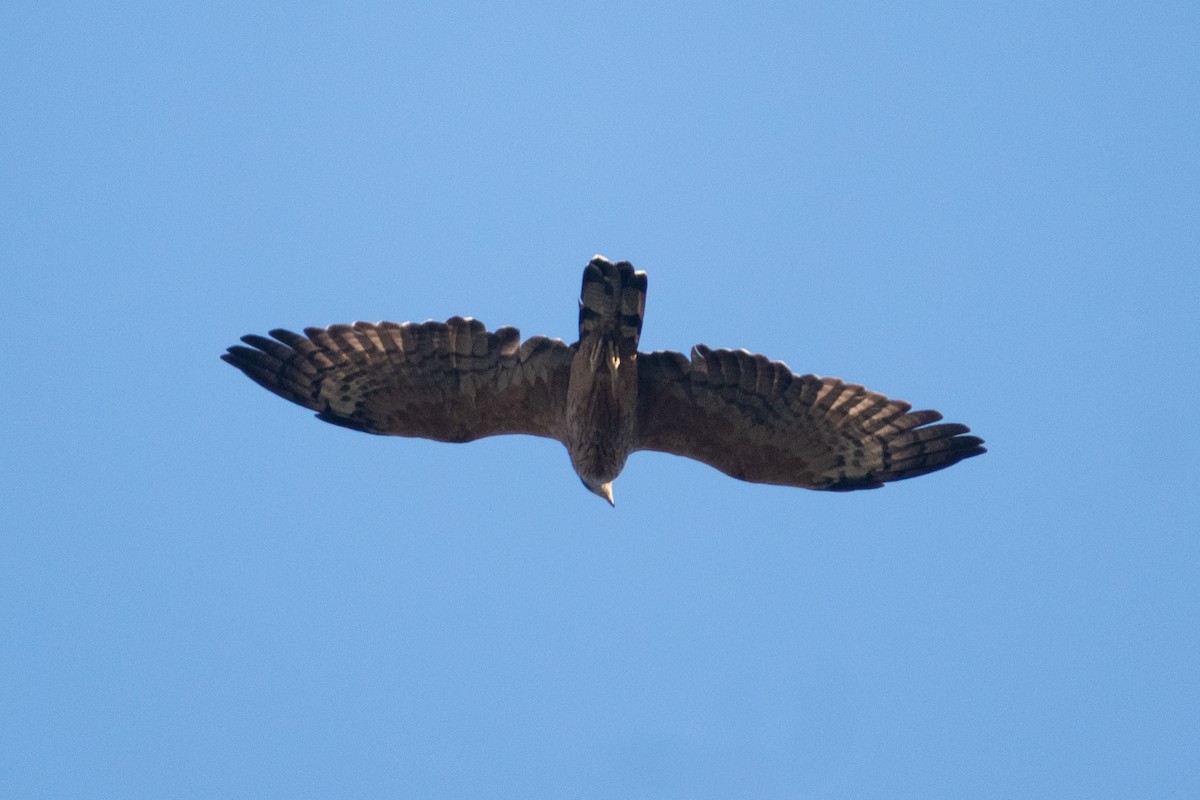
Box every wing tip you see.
[819,427,986,492]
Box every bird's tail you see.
[578,256,647,359]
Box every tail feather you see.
[578,255,648,356]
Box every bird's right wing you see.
[222,316,574,443]
[635,346,985,490]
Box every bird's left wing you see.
[635,346,985,490]
[223,316,574,443]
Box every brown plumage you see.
[223,256,984,503]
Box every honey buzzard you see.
[223,257,984,504]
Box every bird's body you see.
[223,256,984,503]
[564,260,646,502]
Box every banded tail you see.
[578,256,648,359]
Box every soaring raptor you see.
[223,257,984,504]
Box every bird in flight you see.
[223,256,984,504]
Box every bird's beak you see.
[600,482,614,507]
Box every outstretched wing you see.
[636,346,985,490]
[222,316,574,443]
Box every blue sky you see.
[3,2,1197,797]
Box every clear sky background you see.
[3,2,1197,798]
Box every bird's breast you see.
[564,347,638,484]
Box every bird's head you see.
[581,478,615,507]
